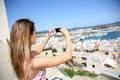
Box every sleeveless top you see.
[33,68,46,80]
[25,63,46,80]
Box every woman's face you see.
[31,29,36,44]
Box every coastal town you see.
[32,22,120,80]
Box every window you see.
[81,57,87,60]
[82,62,87,67]
[92,65,95,68]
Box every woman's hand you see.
[48,27,56,38]
[60,27,70,37]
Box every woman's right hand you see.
[48,27,56,38]
[60,27,70,37]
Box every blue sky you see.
[5,0,120,32]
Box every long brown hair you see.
[9,19,35,79]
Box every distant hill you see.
[37,21,120,34]
[36,30,48,34]
[69,21,120,31]
[91,21,120,29]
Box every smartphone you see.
[55,28,61,32]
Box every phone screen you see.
[55,28,61,32]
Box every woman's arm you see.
[34,37,51,53]
[32,27,72,69]
[34,28,55,53]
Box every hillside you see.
[37,21,120,34]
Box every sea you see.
[80,30,120,42]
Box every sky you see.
[4,0,120,32]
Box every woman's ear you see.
[30,30,36,44]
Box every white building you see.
[0,1,17,80]
[0,0,10,43]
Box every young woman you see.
[9,18,72,80]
